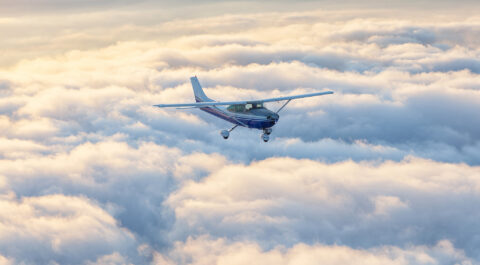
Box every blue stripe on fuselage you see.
[200,107,275,129]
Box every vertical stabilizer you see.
[191,76,213,102]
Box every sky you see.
[1,0,480,264]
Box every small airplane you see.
[154,76,333,142]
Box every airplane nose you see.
[267,113,279,121]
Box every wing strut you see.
[275,99,291,114]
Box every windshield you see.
[246,102,263,110]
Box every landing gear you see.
[261,128,272,142]
[220,130,229,139]
[221,126,272,142]
[220,125,238,140]
[261,133,270,142]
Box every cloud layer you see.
[1,3,479,265]
[154,237,474,265]
[168,157,480,257]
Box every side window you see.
[229,104,247,112]
[245,104,252,110]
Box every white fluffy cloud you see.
[153,237,474,265]
[167,157,480,258]
[0,193,138,264]
[0,3,479,264]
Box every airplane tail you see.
[191,76,213,102]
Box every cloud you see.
[0,139,235,253]
[0,6,479,265]
[7,41,479,164]
[275,85,480,158]
[0,193,139,264]
[154,236,474,265]
[167,157,480,259]
[0,137,48,159]
[0,140,183,251]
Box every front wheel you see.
[261,133,269,142]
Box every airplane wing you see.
[154,100,249,108]
[256,91,333,103]
[154,91,333,108]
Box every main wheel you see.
[261,133,269,142]
[220,130,229,139]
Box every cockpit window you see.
[227,102,264,113]
[227,104,246,112]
